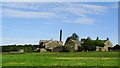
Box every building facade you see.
[96,39,113,51]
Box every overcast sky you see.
[1,2,118,45]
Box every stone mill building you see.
[39,30,63,52]
[38,30,113,52]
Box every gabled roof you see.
[66,38,81,44]
[40,40,61,42]
[40,40,50,43]
[40,40,62,45]
[46,41,60,45]
[102,40,108,43]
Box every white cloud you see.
[2,2,108,24]
[1,0,119,2]
[56,3,107,15]
[2,2,108,15]
[72,17,95,24]
[81,4,107,12]
[47,3,107,15]
[112,3,118,8]
[1,2,40,10]
[2,9,57,18]
[64,17,95,24]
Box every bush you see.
[62,44,74,52]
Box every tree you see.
[70,33,79,41]
[86,37,91,41]
[96,37,99,40]
[81,40,96,51]
[63,44,74,52]
[94,40,105,47]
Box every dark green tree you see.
[96,37,99,40]
[81,40,96,51]
[86,37,91,41]
[94,40,105,47]
[70,33,79,41]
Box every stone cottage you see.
[39,30,63,52]
[96,38,113,51]
[39,40,63,51]
[65,37,82,51]
[65,36,113,51]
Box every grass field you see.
[2,52,119,66]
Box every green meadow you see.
[2,52,119,66]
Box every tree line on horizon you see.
[2,44,39,52]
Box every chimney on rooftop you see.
[60,30,62,41]
[107,38,109,40]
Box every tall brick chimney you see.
[60,30,62,41]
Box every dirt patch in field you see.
[56,57,117,60]
[8,62,25,64]
[53,62,86,66]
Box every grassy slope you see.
[2,52,119,66]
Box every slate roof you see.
[70,39,82,44]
